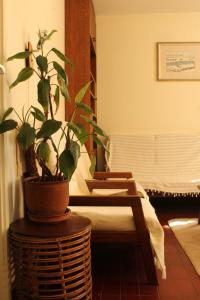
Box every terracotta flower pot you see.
[24,178,70,223]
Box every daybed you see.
[69,147,166,284]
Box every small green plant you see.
[0,30,107,181]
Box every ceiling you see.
[93,0,200,15]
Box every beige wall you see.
[2,0,65,210]
[0,2,10,299]
[97,13,200,135]
[4,0,65,120]
[0,1,64,299]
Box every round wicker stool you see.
[9,215,92,300]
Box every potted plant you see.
[0,29,107,222]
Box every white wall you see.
[0,1,64,299]
[97,13,200,135]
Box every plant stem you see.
[22,105,25,122]
[70,105,78,123]
[31,68,41,79]
[36,153,53,180]
[49,73,57,78]
[24,106,32,122]
[58,123,67,152]
[32,52,37,60]
[46,49,51,57]
[47,68,54,74]
[13,109,23,123]
[49,94,54,120]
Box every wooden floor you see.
[92,198,200,300]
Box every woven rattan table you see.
[9,214,92,300]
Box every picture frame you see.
[157,42,200,81]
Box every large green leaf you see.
[37,119,62,139]
[53,61,66,83]
[37,78,50,111]
[17,123,35,149]
[2,107,14,121]
[76,102,93,114]
[31,106,46,122]
[7,51,32,61]
[59,149,76,180]
[54,86,60,113]
[80,115,106,137]
[67,122,81,136]
[37,141,50,162]
[75,82,91,104]
[69,140,80,169]
[51,48,71,65]
[74,123,88,145]
[0,120,17,133]
[10,67,33,89]
[57,75,69,99]
[36,55,48,73]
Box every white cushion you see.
[71,206,135,231]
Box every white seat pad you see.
[70,206,135,231]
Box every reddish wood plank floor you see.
[92,198,200,300]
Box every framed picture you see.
[157,42,200,81]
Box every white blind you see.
[108,134,200,194]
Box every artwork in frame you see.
[157,42,200,81]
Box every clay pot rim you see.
[25,176,69,185]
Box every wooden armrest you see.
[94,171,133,179]
[86,179,137,195]
[70,194,141,207]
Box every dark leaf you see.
[2,107,14,121]
[0,120,17,133]
[37,29,57,49]
[92,134,103,145]
[74,123,88,145]
[17,123,35,149]
[31,106,46,122]
[89,154,96,177]
[51,48,71,65]
[57,75,69,99]
[37,142,50,162]
[36,55,48,73]
[69,140,80,169]
[37,119,62,139]
[80,115,106,136]
[10,67,33,89]
[67,122,81,136]
[59,149,76,180]
[37,78,50,112]
[54,86,60,113]
[76,102,93,114]
[75,82,91,104]
[7,51,32,61]
[53,61,66,83]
